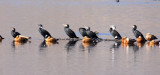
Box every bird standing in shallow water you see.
[146,33,158,41]
[79,27,88,37]
[38,24,52,39]
[132,25,146,41]
[63,24,78,38]
[109,25,122,40]
[85,26,99,40]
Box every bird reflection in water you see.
[40,40,58,50]
[133,42,145,51]
[80,42,97,52]
[11,40,31,48]
[147,40,160,47]
[110,42,121,50]
[121,43,134,48]
[65,40,78,52]
[109,42,121,63]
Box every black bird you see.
[109,25,122,40]
[132,25,146,41]
[79,28,88,37]
[11,27,21,38]
[38,24,52,39]
[63,24,78,38]
[85,26,98,39]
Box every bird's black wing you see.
[68,29,78,38]
[15,32,21,36]
[89,31,98,39]
[79,28,87,37]
[135,30,145,39]
[151,35,158,39]
[39,28,51,38]
[11,31,21,38]
[112,30,122,39]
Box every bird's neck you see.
[86,29,90,31]
[132,28,136,31]
[40,26,43,29]
[109,28,112,32]
[12,30,15,32]
[65,27,69,28]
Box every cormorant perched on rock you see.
[109,25,122,40]
[132,25,146,41]
[79,27,88,37]
[11,27,31,42]
[63,24,78,38]
[85,26,98,39]
[38,24,52,39]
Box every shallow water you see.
[0,0,160,75]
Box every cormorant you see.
[38,24,52,39]
[132,25,146,41]
[63,24,78,38]
[11,27,21,38]
[109,25,122,40]
[11,27,31,42]
[85,26,98,39]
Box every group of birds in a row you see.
[109,25,159,46]
[0,24,159,46]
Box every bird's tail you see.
[55,38,59,41]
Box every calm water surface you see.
[0,0,160,75]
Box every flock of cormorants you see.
[0,24,159,47]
